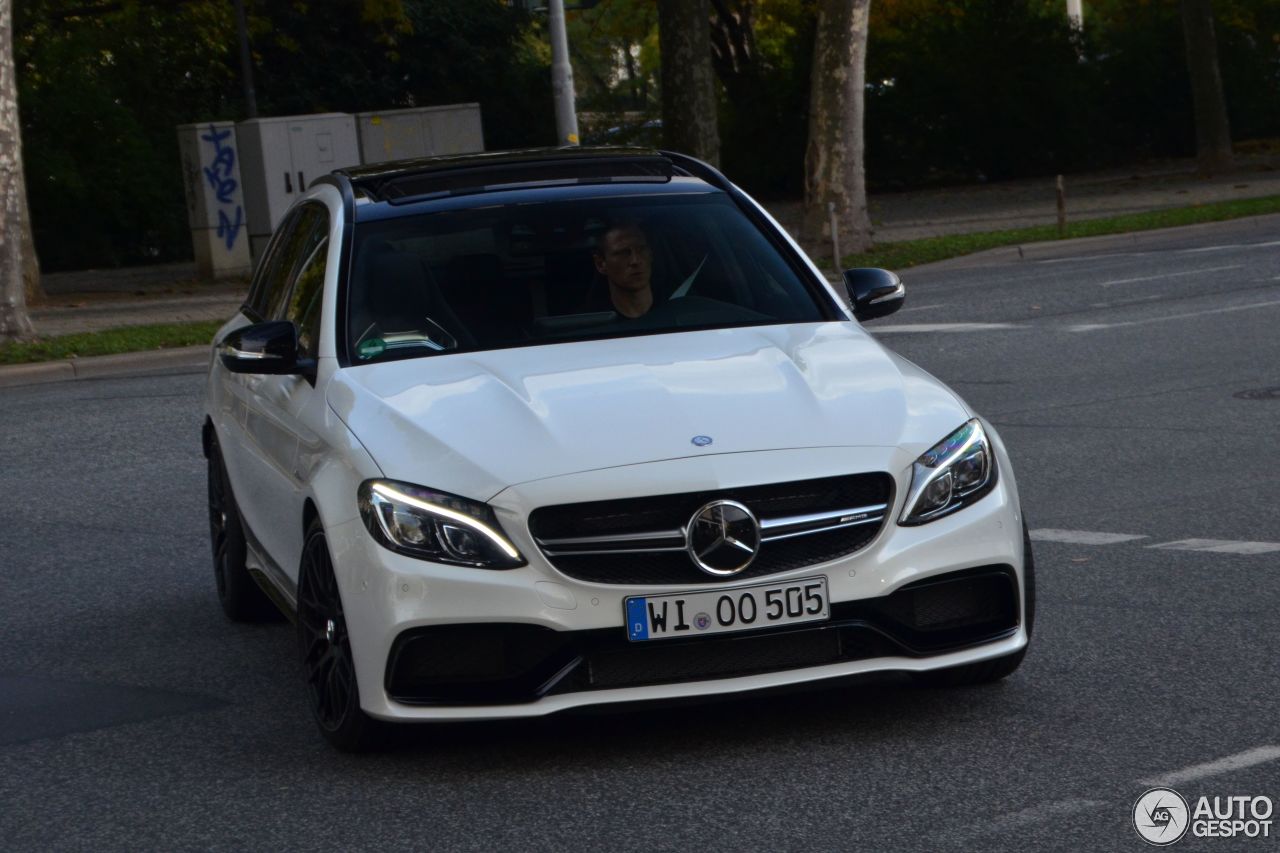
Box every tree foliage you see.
[17,1,238,269]
[865,0,1280,186]
[566,0,658,121]
[16,0,555,271]
[11,0,1280,272]
[715,0,816,199]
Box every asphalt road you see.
[2,217,1278,852]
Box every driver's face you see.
[594,226,652,293]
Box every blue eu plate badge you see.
[626,598,649,641]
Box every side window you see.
[265,204,327,321]
[245,210,301,319]
[284,214,330,359]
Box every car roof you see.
[333,146,729,208]
[350,178,722,224]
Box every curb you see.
[906,211,1280,273]
[0,345,210,390]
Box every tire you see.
[208,440,280,622]
[913,519,1035,688]
[297,519,383,752]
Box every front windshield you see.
[346,190,832,364]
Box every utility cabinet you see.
[236,113,361,259]
[356,104,484,165]
[176,121,253,279]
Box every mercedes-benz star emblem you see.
[691,435,713,447]
[686,500,761,576]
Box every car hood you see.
[327,322,971,500]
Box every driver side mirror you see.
[218,320,315,377]
[843,268,905,321]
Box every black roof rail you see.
[334,146,680,204]
[659,150,734,193]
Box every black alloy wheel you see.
[297,520,382,751]
[207,439,278,622]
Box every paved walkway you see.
[773,151,1280,241]
[17,150,1280,341]
[32,263,244,337]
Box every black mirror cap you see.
[218,320,315,376]
[844,267,905,321]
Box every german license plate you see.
[625,577,829,642]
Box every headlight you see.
[899,419,997,525]
[358,480,526,568]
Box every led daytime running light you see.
[920,420,980,469]
[370,482,520,560]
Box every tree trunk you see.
[624,42,639,108]
[20,163,41,306]
[658,0,721,166]
[802,0,873,261]
[1179,0,1233,176]
[0,0,33,341]
[709,0,759,106]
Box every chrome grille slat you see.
[760,513,886,543]
[540,545,689,557]
[537,529,685,546]
[527,473,893,585]
[758,503,888,537]
[536,503,889,555]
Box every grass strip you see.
[843,193,1280,270]
[0,320,223,365]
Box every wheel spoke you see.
[310,648,335,690]
[334,657,352,698]
[298,529,360,732]
[323,663,344,722]
[302,637,329,674]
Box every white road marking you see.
[1038,251,1148,264]
[869,322,1017,333]
[1141,746,1280,787]
[1179,239,1280,254]
[1068,297,1280,332]
[974,747,1280,834]
[1098,264,1242,287]
[1090,294,1163,308]
[896,302,948,313]
[1028,529,1280,555]
[1031,529,1148,545]
[1036,239,1280,266]
[1147,538,1280,555]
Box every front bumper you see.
[324,443,1028,722]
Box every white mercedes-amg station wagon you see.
[203,148,1033,750]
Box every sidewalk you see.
[33,262,245,337]
[4,150,1280,388]
[772,150,1280,241]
